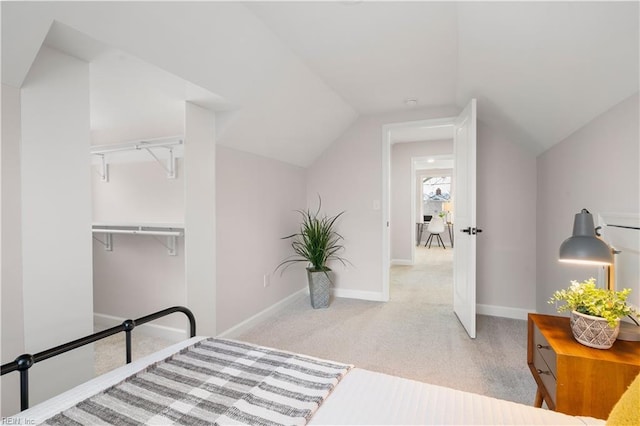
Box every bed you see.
[2,307,610,425]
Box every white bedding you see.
[309,369,604,425]
[11,337,606,425]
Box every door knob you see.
[461,227,471,234]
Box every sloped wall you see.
[536,93,640,314]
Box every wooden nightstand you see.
[527,313,640,419]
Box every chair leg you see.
[437,234,446,249]
[425,234,434,248]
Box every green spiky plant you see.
[276,197,348,274]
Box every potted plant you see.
[276,197,348,309]
[548,278,640,349]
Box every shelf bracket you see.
[143,147,176,179]
[90,137,182,181]
[93,233,113,251]
[152,235,178,256]
[93,154,109,182]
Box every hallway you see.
[391,245,452,304]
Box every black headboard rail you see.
[1,306,196,412]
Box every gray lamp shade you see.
[559,209,613,265]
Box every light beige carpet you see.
[237,247,537,406]
[94,332,174,376]
[94,247,537,406]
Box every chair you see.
[424,216,446,249]
[416,215,433,246]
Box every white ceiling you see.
[415,155,454,172]
[2,1,638,167]
[247,1,459,115]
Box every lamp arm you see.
[607,224,640,231]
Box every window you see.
[423,176,451,218]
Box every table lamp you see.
[559,209,640,341]
[559,209,614,268]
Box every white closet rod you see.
[92,226,184,255]
[92,229,183,237]
[90,138,183,155]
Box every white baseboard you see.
[391,259,413,266]
[93,313,188,343]
[217,288,307,339]
[476,304,532,321]
[333,288,385,302]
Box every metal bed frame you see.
[1,306,196,411]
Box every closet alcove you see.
[3,22,218,413]
[91,136,187,340]
[88,46,218,342]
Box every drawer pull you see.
[537,344,550,350]
[536,369,551,375]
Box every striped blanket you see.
[42,338,352,425]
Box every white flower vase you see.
[570,310,620,349]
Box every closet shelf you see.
[92,223,184,256]
[90,136,183,182]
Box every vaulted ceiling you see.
[2,1,638,167]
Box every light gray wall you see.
[92,234,186,328]
[391,140,453,262]
[476,121,537,316]
[1,84,24,416]
[92,160,185,224]
[216,145,307,333]
[306,106,459,299]
[536,93,640,314]
[19,46,94,408]
[307,105,538,316]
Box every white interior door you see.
[453,99,477,339]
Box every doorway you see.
[382,117,455,302]
[412,156,454,262]
[388,137,455,311]
[382,99,478,338]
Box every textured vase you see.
[307,269,331,309]
[570,310,620,349]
